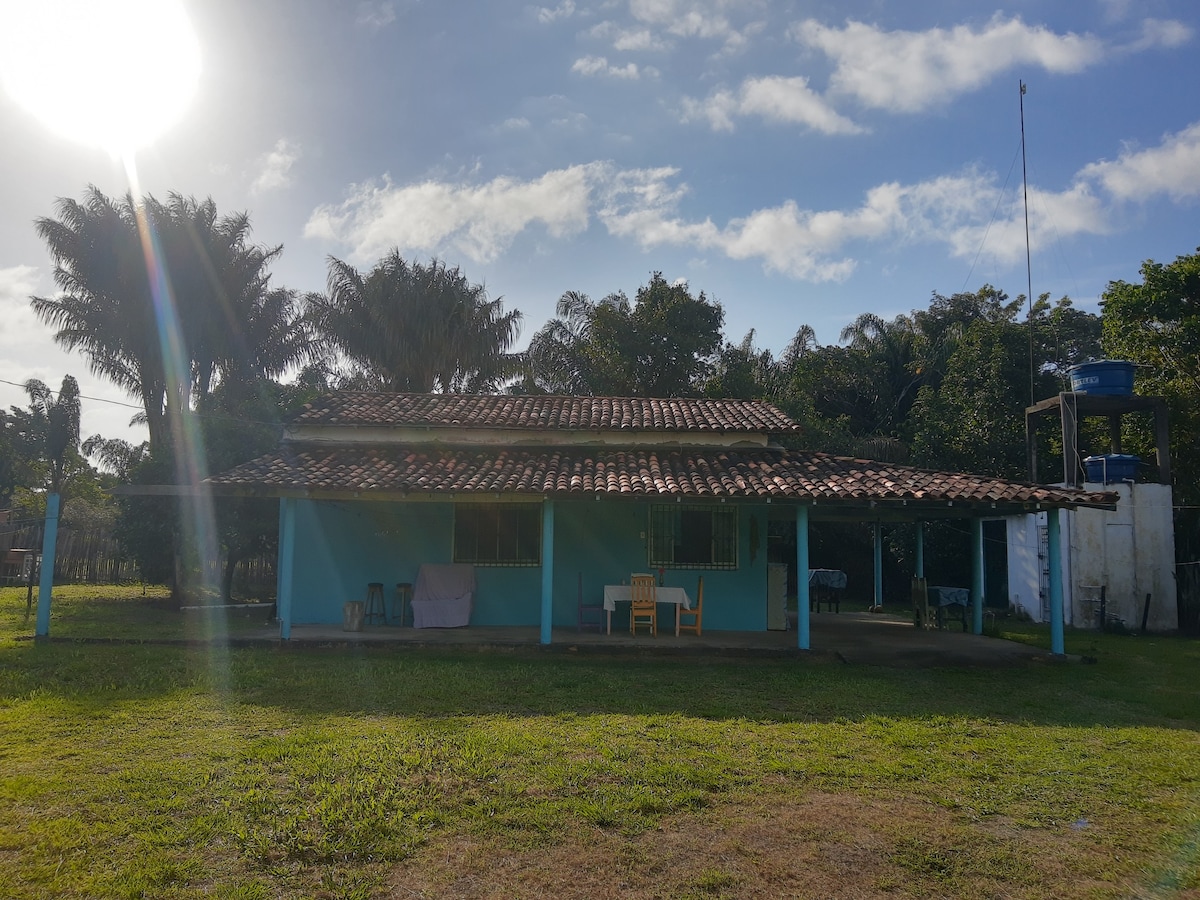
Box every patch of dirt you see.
[383,792,1132,899]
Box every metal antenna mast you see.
[1020,80,1035,406]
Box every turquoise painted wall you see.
[284,497,772,631]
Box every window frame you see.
[452,502,543,566]
[647,503,738,570]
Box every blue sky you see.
[2,0,1199,443]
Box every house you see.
[206,392,1117,651]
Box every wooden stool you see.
[365,582,386,625]
[394,582,413,626]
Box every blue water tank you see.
[1069,360,1134,395]
[1083,454,1140,484]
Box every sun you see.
[0,0,201,157]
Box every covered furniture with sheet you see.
[928,585,969,630]
[411,564,475,628]
[808,568,847,613]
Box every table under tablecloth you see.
[928,585,969,606]
[602,585,692,636]
[808,569,847,589]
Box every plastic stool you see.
[364,582,386,625]
[394,582,413,626]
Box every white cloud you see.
[251,139,301,195]
[303,163,1084,282]
[794,15,1104,113]
[550,111,591,131]
[0,265,41,352]
[355,2,396,30]
[682,76,864,134]
[306,164,611,263]
[613,28,669,52]
[571,55,644,79]
[499,117,532,131]
[1127,18,1192,52]
[583,0,763,55]
[307,121,1200,283]
[587,22,671,52]
[1080,121,1200,202]
[629,0,734,41]
[0,263,38,298]
[534,0,575,24]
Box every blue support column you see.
[873,521,883,608]
[34,492,60,638]
[971,518,985,634]
[915,521,925,579]
[277,497,296,640]
[1047,509,1064,655]
[540,499,555,645]
[796,505,810,650]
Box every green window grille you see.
[648,504,737,569]
[453,503,542,566]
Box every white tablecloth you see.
[603,584,691,611]
[602,584,693,636]
[929,585,969,607]
[808,569,847,589]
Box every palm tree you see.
[525,290,599,394]
[307,252,522,393]
[838,312,922,437]
[31,188,169,446]
[23,376,81,494]
[31,187,310,451]
[23,376,81,637]
[524,275,724,397]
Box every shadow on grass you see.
[2,632,1197,733]
[2,587,1197,731]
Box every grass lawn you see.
[0,586,1197,899]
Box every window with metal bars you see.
[453,503,542,565]
[647,504,737,569]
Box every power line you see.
[0,376,290,431]
[0,377,143,411]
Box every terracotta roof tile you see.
[289,392,802,434]
[207,445,1115,509]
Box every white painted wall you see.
[1006,483,1178,631]
[1005,513,1044,622]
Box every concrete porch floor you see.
[254,611,1065,667]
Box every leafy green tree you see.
[1101,247,1200,509]
[307,252,522,393]
[0,411,16,509]
[906,291,1102,478]
[908,317,1032,477]
[702,330,780,400]
[526,273,724,396]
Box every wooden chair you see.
[394,582,413,626]
[911,577,933,629]
[678,575,703,636]
[577,571,604,632]
[630,573,657,636]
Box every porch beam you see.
[35,491,60,638]
[796,505,810,650]
[540,499,555,645]
[914,521,925,579]
[873,522,883,608]
[971,518,984,634]
[278,497,296,640]
[1047,509,1065,655]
